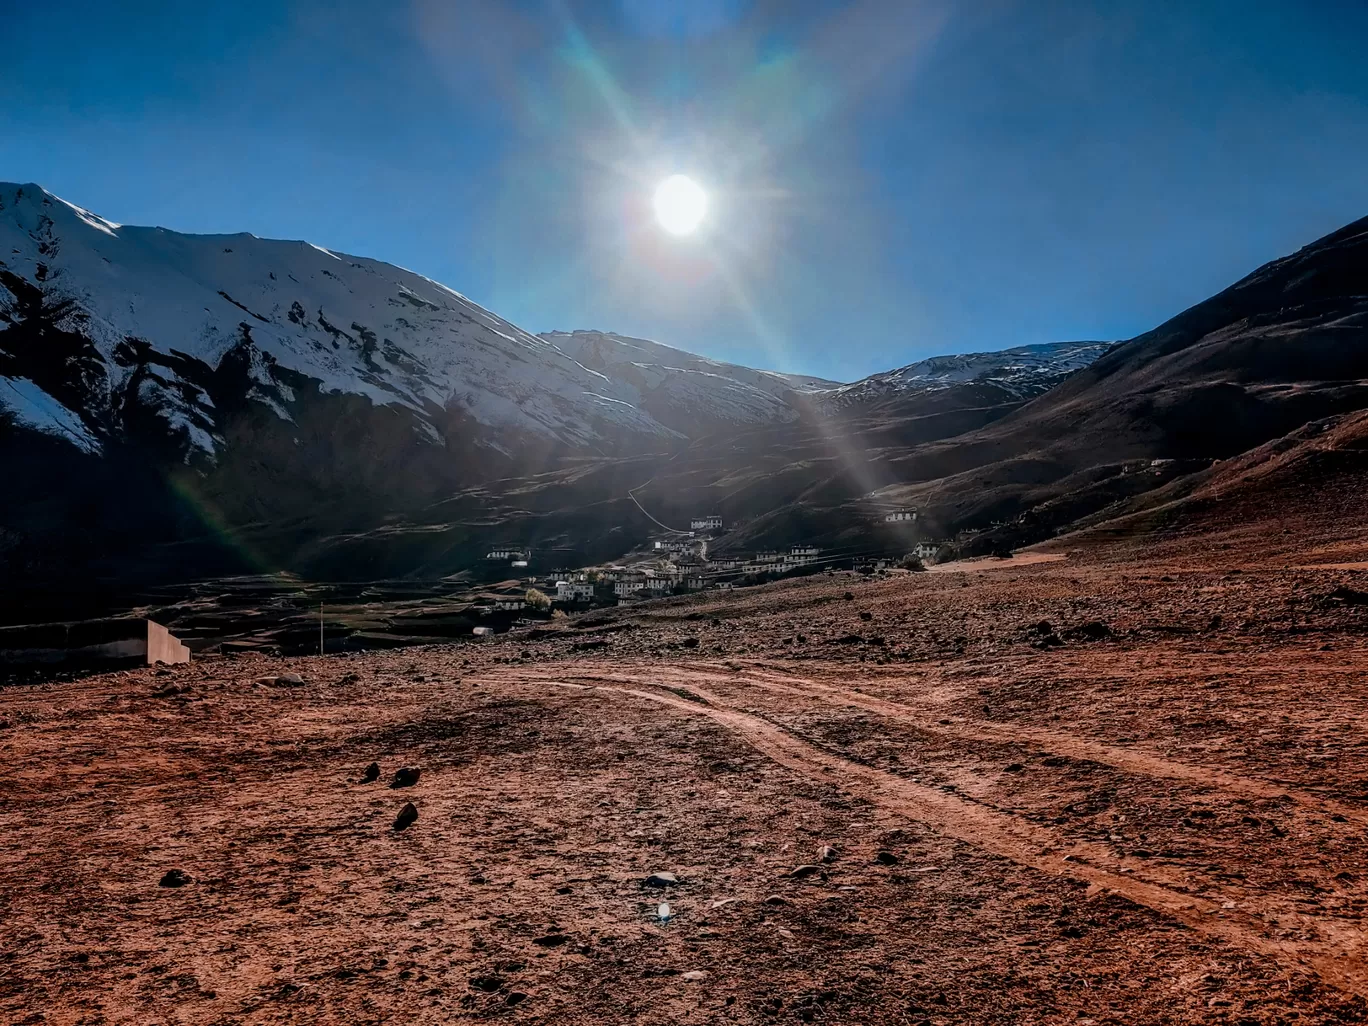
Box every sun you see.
[652,174,708,236]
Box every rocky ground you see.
[3,553,1368,1024]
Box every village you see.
[0,508,943,671]
[477,508,941,617]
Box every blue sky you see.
[4,0,1367,381]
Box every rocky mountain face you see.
[856,213,1368,553]
[541,330,840,436]
[811,341,1115,413]
[0,183,791,464]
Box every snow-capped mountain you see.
[0,182,1115,463]
[813,341,1115,412]
[0,181,1122,613]
[542,330,840,435]
[0,183,823,462]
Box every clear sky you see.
[5,0,1367,381]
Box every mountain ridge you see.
[15,181,1359,617]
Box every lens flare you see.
[653,174,708,235]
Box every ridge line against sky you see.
[3,0,1367,381]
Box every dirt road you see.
[3,560,1367,1023]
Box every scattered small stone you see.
[360,762,380,784]
[763,894,787,905]
[859,611,872,621]
[393,802,418,832]
[1069,621,1114,641]
[843,592,854,601]
[159,869,192,888]
[390,767,422,788]
[1004,763,1025,773]
[816,844,839,863]
[775,927,794,939]
[789,864,824,880]
[532,934,569,947]
[277,672,305,686]
[682,970,709,982]
[470,975,504,992]
[875,851,900,866]
[505,992,528,1006]
[644,871,679,888]
[709,897,741,910]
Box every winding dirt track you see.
[484,663,1368,999]
[569,661,1368,824]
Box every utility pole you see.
[319,602,324,657]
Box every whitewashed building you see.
[883,509,917,523]
[556,580,595,602]
[690,515,723,531]
[614,573,647,598]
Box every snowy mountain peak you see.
[1,183,1112,469]
[814,340,1114,410]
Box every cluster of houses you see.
[485,546,530,568]
[475,507,939,621]
[736,545,823,574]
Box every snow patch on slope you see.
[815,341,1114,409]
[0,376,102,452]
[544,329,843,429]
[0,183,676,449]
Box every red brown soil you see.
[3,554,1368,1024]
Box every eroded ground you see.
[3,558,1368,1024]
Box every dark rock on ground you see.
[390,767,421,788]
[393,802,418,831]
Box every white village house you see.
[883,509,917,523]
[555,580,595,602]
[690,515,723,531]
[614,572,647,598]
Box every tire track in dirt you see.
[587,660,1368,830]
[480,667,1368,999]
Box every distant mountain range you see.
[811,341,1115,412]
[3,180,1365,620]
[0,180,1105,464]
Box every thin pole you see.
[319,602,324,657]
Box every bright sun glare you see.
[653,174,707,236]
